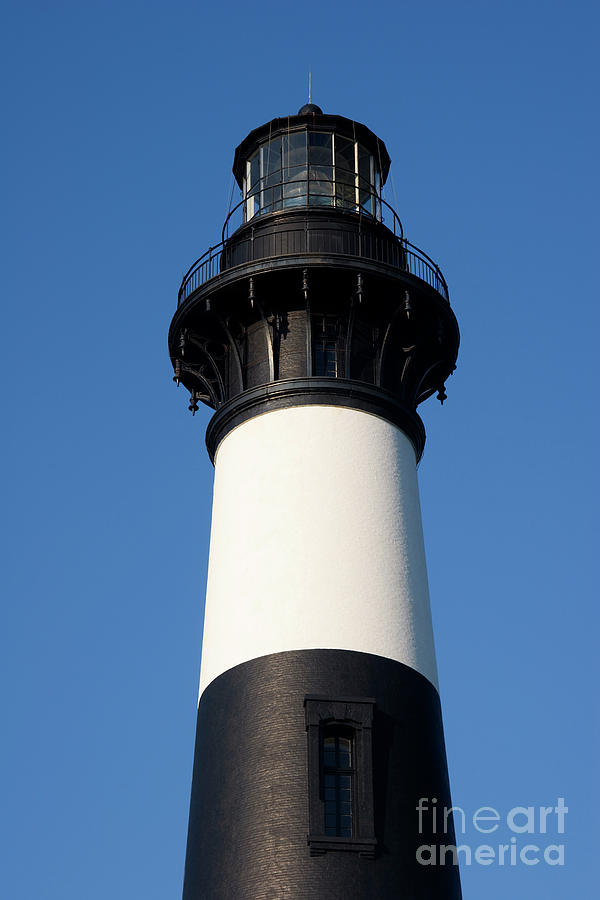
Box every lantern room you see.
[232,104,391,223]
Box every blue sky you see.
[1,1,598,897]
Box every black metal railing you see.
[178,194,448,306]
[220,180,404,242]
[179,245,224,300]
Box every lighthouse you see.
[169,104,462,899]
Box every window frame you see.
[305,695,377,858]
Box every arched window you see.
[323,729,354,837]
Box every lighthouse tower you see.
[169,104,461,899]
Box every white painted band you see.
[198,405,439,696]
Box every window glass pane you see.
[262,187,274,213]
[282,182,307,206]
[283,131,307,174]
[309,163,333,206]
[249,151,261,191]
[243,161,249,198]
[358,145,371,189]
[264,177,280,209]
[309,132,332,166]
[315,342,337,376]
[272,186,282,211]
[283,167,307,185]
[314,344,324,374]
[311,191,334,207]
[360,188,373,215]
[339,816,352,837]
[335,181,356,211]
[358,145,373,215]
[335,136,356,212]
[338,737,352,767]
[264,172,280,190]
[374,169,382,219]
[324,344,337,375]
[282,131,307,207]
[335,135,355,183]
[245,151,262,218]
[324,740,336,766]
[282,175,306,205]
[324,319,337,339]
[258,139,282,214]
[313,317,339,376]
[309,165,333,192]
[262,137,281,177]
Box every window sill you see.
[307,834,377,859]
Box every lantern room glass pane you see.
[309,132,332,166]
[283,131,307,177]
[334,135,356,212]
[358,144,373,215]
[283,131,307,207]
[262,185,281,214]
[358,144,371,189]
[335,135,355,184]
[261,139,282,214]
[262,137,281,177]
[374,169,382,219]
[249,151,261,192]
[360,188,373,215]
[245,151,262,219]
[309,164,333,206]
[282,178,306,207]
[335,180,356,211]
[308,134,333,206]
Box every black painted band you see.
[183,649,461,900]
[205,378,426,463]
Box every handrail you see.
[177,203,449,306]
